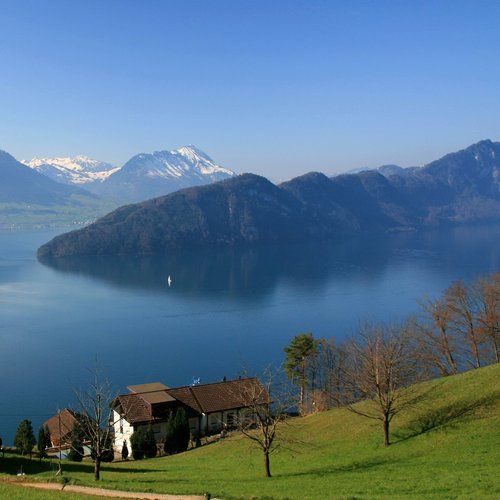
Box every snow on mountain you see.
[22,155,119,185]
[91,145,235,202]
[123,145,233,179]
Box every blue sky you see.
[1,0,499,180]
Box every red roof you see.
[44,408,82,446]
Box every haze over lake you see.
[1,226,499,444]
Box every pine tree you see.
[174,408,190,453]
[101,433,114,462]
[68,423,85,462]
[14,419,36,457]
[37,425,51,459]
[130,427,145,460]
[164,411,176,454]
[284,332,319,411]
[143,425,157,458]
[121,440,129,460]
[164,408,190,454]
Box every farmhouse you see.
[44,408,84,448]
[110,377,269,454]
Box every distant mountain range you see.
[0,145,234,227]
[347,164,420,177]
[22,155,119,185]
[0,150,92,204]
[22,145,235,203]
[38,139,500,258]
[0,150,115,228]
[89,145,234,202]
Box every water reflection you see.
[38,234,404,298]
[38,225,500,300]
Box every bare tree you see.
[445,280,483,369]
[341,322,421,447]
[417,297,459,376]
[233,369,292,478]
[473,273,500,364]
[73,367,115,480]
[314,338,350,409]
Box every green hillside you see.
[1,364,499,499]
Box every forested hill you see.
[38,140,500,257]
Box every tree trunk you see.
[471,337,481,369]
[383,416,390,447]
[94,457,101,481]
[264,450,271,478]
[486,332,499,364]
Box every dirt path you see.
[8,480,210,499]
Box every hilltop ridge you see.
[38,139,500,257]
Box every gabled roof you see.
[128,382,169,393]
[166,386,203,413]
[189,378,269,413]
[112,394,152,424]
[113,377,269,425]
[127,382,175,405]
[44,408,82,444]
[167,378,269,414]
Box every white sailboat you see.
[167,275,172,287]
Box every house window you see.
[226,412,234,428]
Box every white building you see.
[111,377,269,456]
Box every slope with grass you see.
[1,364,499,499]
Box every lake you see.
[1,225,500,444]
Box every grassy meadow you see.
[1,363,499,499]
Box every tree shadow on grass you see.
[393,391,500,443]
[0,455,163,476]
[282,455,400,479]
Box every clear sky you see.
[1,0,499,181]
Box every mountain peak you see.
[177,144,208,155]
[21,155,118,185]
[92,145,235,202]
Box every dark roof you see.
[112,394,152,424]
[166,386,203,413]
[113,377,269,424]
[128,382,169,393]
[168,378,269,414]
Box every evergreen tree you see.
[101,433,114,462]
[284,332,319,411]
[90,431,113,462]
[68,423,85,462]
[14,419,36,457]
[121,440,129,460]
[143,425,157,458]
[164,412,176,455]
[130,427,145,460]
[164,408,190,454]
[174,408,190,453]
[37,425,51,459]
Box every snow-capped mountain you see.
[22,155,119,185]
[91,145,235,202]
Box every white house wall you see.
[112,410,134,455]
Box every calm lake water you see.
[1,226,500,444]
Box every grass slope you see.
[1,364,499,499]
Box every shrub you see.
[131,428,145,460]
